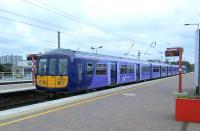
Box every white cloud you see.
[0,0,199,63]
[14,22,32,36]
[83,0,174,19]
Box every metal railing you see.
[0,72,32,81]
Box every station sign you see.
[165,50,179,57]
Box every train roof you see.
[43,48,174,66]
[151,62,165,66]
[44,48,151,64]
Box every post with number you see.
[178,48,183,93]
[165,47,183,93]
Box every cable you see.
[144,41,156,55]
[0,31,85,46]
[0,15,104,44]
[0,16,56,32]
[124,42,134,55]
[0,8,61,30]
[0,8,114,44]
[22,0,150,46]
[32,0,138,42]
[0,4,151,56]
[22,0,90,26]
[0,30,92,50]
[0,31,57,43]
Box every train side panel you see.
[140,63,151,80]
[118,62,136,84]
[151,64,161,79]
[83,59,109,90]
[161,65,168,77]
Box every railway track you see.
[0,90,45,111]
[0,85,118,111]
[0,90,72,111]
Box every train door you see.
[160,66,162,77]
[56,58,68,88]
[78,63,83,82]
[110,62,117,85]
[136,64,140,81]
[48,58,56,88]
[150,64,152,79]
[166,66,167,76]
[167,66,168,76]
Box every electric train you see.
[35,48,186,93]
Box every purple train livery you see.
[35,48,186,93]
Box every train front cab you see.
[36,56,69,92]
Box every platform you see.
[0,83,35,93]
[0,73,199,131]
[0,80,32,85]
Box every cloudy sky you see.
[0,0,199,63]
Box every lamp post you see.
[184,23,200,30]
[138,50,142,60]
[158,52,164,62]
[185,23,200,95]
[91,46,103,54]
[58,31,60,49]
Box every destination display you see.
[165,50,179,57]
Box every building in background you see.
[0,55,23,66]
[12,60,32,78]
[0,55,33,80]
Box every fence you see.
[0,72,32,81]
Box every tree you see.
[0,64,12,72]
[168,61,194,72]
[0,64,3,72]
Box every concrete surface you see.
[0,73,199,131]
[0,80,31,85]
[0,76,169,120]
[0,83,34,93]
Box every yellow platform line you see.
[0,76,176,127]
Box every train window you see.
[120,65,127,74]
[58,59,68,75]
[96,64,107,75]
[142,66,149,72]
[49,59,56,75]
[162,67,166,72]
[128,65,134,73]
[78,64,82,81]
[146,66,150,72]
[142,66,145,72]
[38,59,47,74]
[87,63,94,76]
[148,66,150,72]
[153,67,159,72]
